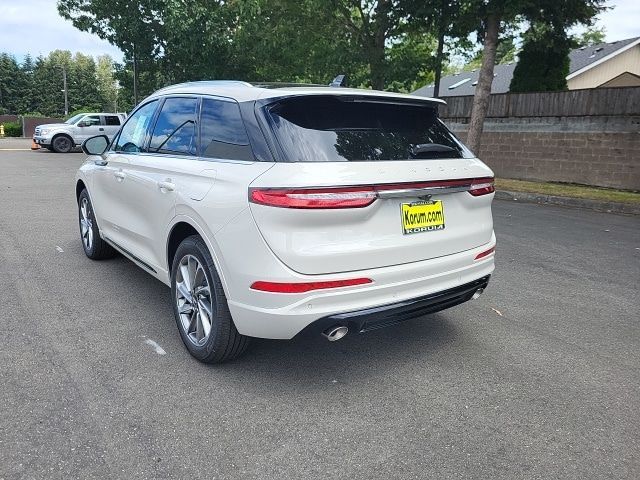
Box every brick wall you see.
[439,91,640,190]
[463,129,640,190]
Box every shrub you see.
[2,121,22,137]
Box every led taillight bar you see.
[249,177,494,209]
[250,278,373,293]
[249,187,377,209]
[468,178,496,196]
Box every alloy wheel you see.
[175,254,214,346]
[79,197,93,251]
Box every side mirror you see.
[82,135,109,156]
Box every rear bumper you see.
[307,275,490,335]
[225,232,496,339]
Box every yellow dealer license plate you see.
[401,200,445,234]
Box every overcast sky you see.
[0,0,638,63]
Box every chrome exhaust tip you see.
[322,325,349,342]
[472,288,484,300]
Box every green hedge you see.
[1,121,22,137]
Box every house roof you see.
[413,36,640,97]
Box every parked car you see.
[34,112,126,153]
[75,81,496,363]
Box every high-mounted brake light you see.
[469,177,495,196]
[250,278,372,293]
[249,177,495,209]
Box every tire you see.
[78,189,116,260]
[171,235,250,363]
[52,134,73,153]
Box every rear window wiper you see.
[410,143,458,158]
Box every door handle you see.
[94,158,108,166]
[99,128,105,131]
[114,171,126,180]
[158,180,175,192]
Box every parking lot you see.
[1,142,638,479]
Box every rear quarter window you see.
[199,98,254,161]
[266,96,472,162]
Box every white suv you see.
[76,81,496,363]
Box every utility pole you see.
[62,65,69,116]
[132,42,138,106]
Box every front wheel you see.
[52,135,73,153]
[171,235,250,363]
[78,189,115,259]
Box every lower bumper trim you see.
[309,275,491,335]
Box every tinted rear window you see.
[267,96,471,162]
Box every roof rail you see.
[250,81,328,88]
[156,80,254,93]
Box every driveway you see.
[1,147,638,479]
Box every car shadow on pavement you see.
[93,254,462,391]
[216,314,461,390]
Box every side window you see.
[149,97,198,155]
[104,115,121,126]
[200,98,253,161]
[82,115,101,126]
[114,100,158,153]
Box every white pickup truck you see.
[33,112,126,153]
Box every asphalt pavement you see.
[1,144,639,479]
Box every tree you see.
[573,26,606,47]
[96,55,118,111]
[466,9,500,155]
[463,33,517,71]
[70,53,102,111]
[17,55,37,114]
[0,53,21,114]
[330,1,404,89]
[465,0,606,155]
[58,0,164,104]
[510,23,572,92]
[402,1,472,97]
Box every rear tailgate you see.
[249,160,494,275]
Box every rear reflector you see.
[474,246,495,260]
[250,177,495,208]
[250,278,372,293]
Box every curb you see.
[495,190,640,215]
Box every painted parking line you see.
[0,148,32,151]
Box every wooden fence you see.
[438,86,640,119]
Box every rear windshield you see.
[266,96,472,162]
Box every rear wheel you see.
[171,235,250,363]
[78,189,116,259]
[52,135,73,153]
